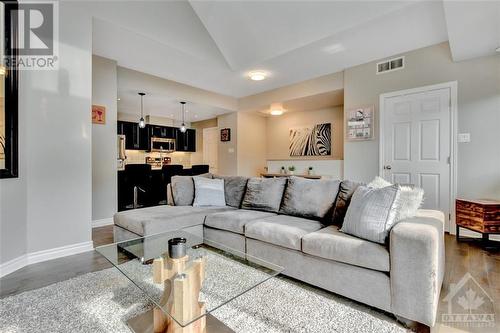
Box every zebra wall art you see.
[289,123,331,156]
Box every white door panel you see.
[382,87,451,226]
[203,127,219,174]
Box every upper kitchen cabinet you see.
[149,125,175,139]
[175,128,196,152]
[117,121,149,150]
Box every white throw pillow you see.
[193,176,226,207]
[367,176,424,221]
[341,185,401,244]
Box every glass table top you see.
[96,230,283,328]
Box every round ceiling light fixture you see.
[248,71,267,81]
[270,102,284,116]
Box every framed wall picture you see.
[346,105,374,141]
[92,105,106,124]
[220,128,231,142]
[289,123,331,156]
[1,1,19,178]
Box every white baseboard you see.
[0,255,28,278]
[92,217,114,228]
[0,241,94,278]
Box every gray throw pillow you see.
[341,185,401,244]
[331,180,363,227]
[241,177,287,213]
[193,176,226,207]
[171,173,212,206]
[367,176,424,221]
[213,175,249,208]
[280,176,340,220]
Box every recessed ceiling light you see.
[270,102,285,116]
[117,98,121,101]
[249,71,267,81]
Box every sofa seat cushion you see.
[204,209,276,234]
[114,205,234,236]
[302,226,390,272]
[245,215,323,250]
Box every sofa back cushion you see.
[279,176,340,220]
[241,177,287,213]
[331,180,363,227]
[213,175,249,208]
[171,173,212,206]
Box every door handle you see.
[383,165,392,170]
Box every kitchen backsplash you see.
[125,150,192,168]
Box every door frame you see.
[379,81,458,233]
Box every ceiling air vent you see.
[376,56,404,74]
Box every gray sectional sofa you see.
[113,174,445,327]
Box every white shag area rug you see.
[0,266,410,333]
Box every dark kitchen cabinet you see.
[149,125,175,139]
[175,128,196,152]
[117,121,149,150]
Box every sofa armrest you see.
[167,183,175,206]
[389,209,445,326]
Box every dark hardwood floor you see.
[0,227,498,332]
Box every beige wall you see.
[266,107,344,161]
[344,42,500,202]
[191,118,218,165]
[237,112,267,177]
[217,112,238,175]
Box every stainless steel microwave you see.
[151,137,175,152]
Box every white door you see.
[203,127,219,174]
[381,86,453,228]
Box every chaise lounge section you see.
[113,174,444,327]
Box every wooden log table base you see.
[125,254,234,333]
[456,199,500,249]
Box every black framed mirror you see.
[0,0,18,178]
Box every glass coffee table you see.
[96,230,283,333]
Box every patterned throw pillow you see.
[340,185,401,244]
[368,176,424,221]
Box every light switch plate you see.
[458,133,471,143]
[228,148,235,153]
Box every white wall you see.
[24,2,93,254]
[92,56,117,223]
[266,160,343,179]
[344,42,500,203]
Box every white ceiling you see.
[117,66,233,122]
[443,1,500,61]
[91,0,498,99]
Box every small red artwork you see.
[92,105,106,124]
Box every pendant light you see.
[138,92,146,128]
[180,101,187,133]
